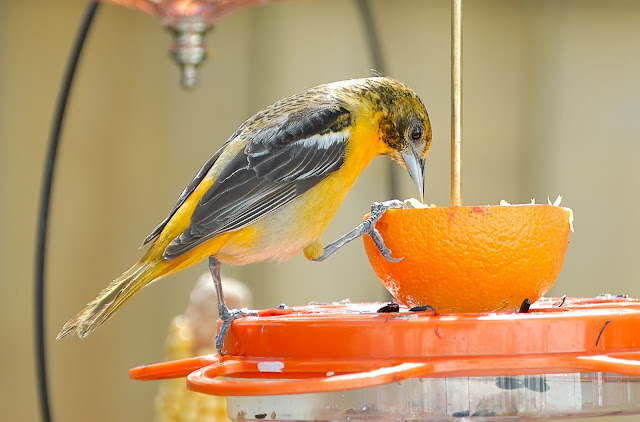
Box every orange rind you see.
[363,199,573,313]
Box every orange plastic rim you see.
[130,297,640,396]
[363,205,572,312]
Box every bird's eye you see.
[410,124,423,140]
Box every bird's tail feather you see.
[57,260,166,339]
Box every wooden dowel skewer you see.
[451,0,463,206]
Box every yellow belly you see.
[215,171,355,265]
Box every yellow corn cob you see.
[154,275,252,421]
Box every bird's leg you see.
[209,256,256,355]
[313,199,405,262]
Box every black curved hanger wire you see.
[35,3,100,421]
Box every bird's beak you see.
[401,150,426,202]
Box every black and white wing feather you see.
[142,141,230,246]
[162,104,351,260]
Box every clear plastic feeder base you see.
[227,373,640,421]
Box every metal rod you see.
[35,3,100,421]
[451,0,463,206]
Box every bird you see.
[57,76,432,353]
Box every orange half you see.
[363,204,573,313]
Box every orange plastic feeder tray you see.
[131,296,640,420]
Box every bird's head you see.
[368,77,432,202]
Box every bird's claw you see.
[369,199,405,221]
[369,227,404,262]
[365,200,405,262]
[312,199,405,262]
[216,306,258,354]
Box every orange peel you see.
[363,199,573,313]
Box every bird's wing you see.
[142,141,230,246]
[163,104,351,260]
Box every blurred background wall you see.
[1,0,639,420]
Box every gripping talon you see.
[215,306,258,354]
[382,253,404,263]
[370,199,404,220]
[312,199,406,262]
[369,228,403,262]
[367,200,405,261]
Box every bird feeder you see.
[131,297,640,420]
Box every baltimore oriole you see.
[58,77,432,353]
